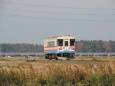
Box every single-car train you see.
[44,35,75,60]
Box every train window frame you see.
[65,41,68,46]
[57,39,63,46]
[70,39,75,46]
[47,41,55,47]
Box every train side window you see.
[70,39,75,46]
[57,39,63,46]
[47,41,55,47]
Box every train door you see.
[64,40,69,50]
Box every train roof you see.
[45,35,75,39]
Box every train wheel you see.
[56,58,58,60]
[49,55,52,60]
[70,54,75,59]
[45,55,49,59]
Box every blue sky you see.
[0,0,115,44]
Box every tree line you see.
[75,40,115,53]
[1,44,43,52]
[0,40,115,53]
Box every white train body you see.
[44,35,75,59]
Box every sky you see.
[0,0,115,44]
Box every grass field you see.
[0,56,115,86]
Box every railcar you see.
[44,35,75,60]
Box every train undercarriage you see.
[45,53,75,60]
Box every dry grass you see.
[0,56,115,85]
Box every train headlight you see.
[59,47,62,50]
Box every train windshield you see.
[65,41,68,46]
[70,39,75,46]
[57,39,63,46]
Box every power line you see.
[0,7,115,16]
[0,1,115,10]
[0,13,115,22]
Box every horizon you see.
[0,39,115,45]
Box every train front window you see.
[65,41,68,46]
[70,39,75,46]
[57,39,63,46]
